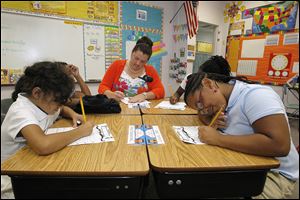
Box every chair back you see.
[1,98,13,125]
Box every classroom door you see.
[193,21,217,73]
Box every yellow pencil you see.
[208,105,224,127]
[168,84,174,97]
[79,96,87,123]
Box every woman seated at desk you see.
[98,36,165,103]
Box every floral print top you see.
[113,71,148,97]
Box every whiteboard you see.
[1,12,95,81]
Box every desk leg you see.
[11,175,145,199]
[153,170,268,199]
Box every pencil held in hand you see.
[79,96,87,122]
[168,84,174,97]
[209,105,225,127]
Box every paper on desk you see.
[128,124,164,145]
[121,97,150,108]
[45,123,114,146]
[155,101,186,110]
[172,126,203,144]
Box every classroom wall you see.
[1,1,299,106]
[220,1,299,107]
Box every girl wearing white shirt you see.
[184,72,299,199]
[1,61,94,198]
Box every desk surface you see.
[119,102,141,115]
[141,99,198,115]
[143,115,279,172]
[1,115,149,176]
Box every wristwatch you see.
[142,92,147,99]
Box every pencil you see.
[79,96,87,122]
[168,84,174,97]
[208,105,224,127]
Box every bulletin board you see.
[120,1,164,76]
[1,1,119,25]
[226,29,299,85]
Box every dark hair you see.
[12,61,75,104]
[132,36,153,60]
[199,55,231,76]
[184,72,252,104]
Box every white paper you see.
[283,33,299,45]
[83,24,105,81]
[173,126,203,144]
[230,29,242,36]
[243,18,253,35]
[292,62,299,73]
[237,60,258,76]
[154,101,186,110]
[126,41,136,59]
[121,97,150,108]
[265,35,279,46]
[241,39,265,58]
[46,123,114,146]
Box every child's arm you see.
[69,64,91,96]
[20,121,94,156]
[169,86,185,104]
[60,106,84,127]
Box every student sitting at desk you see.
[98,36,165,103]
[58,62,91,108]
[1,61,94,199]
[170,55,231,129]
[184,72,299,199]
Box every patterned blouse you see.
[113,71,148,97]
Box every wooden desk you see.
[1,115,148,199]
[143,115,280,198]
[119,102,141,115]
[140,99,198,115]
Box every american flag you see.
[183,1,199,38]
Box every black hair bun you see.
[136,36,153,48]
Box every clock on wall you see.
[268,53,291,78]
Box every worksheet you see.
[172,126,203,144]
[46,124,114,146]
[155,101,186,110]
[121,97,151,108]
[128,124,164,145]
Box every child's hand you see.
[71,113,84,128]
[78,121,94,137]
[211,112,227,129]
[68,64,80,78]
[198,126,221,146]
[169,94,179,104]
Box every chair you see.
[281,84,299,119]
[1,98,13,125]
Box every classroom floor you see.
[144,118,299,199]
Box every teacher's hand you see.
[129,94,145,103]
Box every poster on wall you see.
[122,30,162,75]
[121,1,164,76]
[1,1,119,25]
[242,1,298,33]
